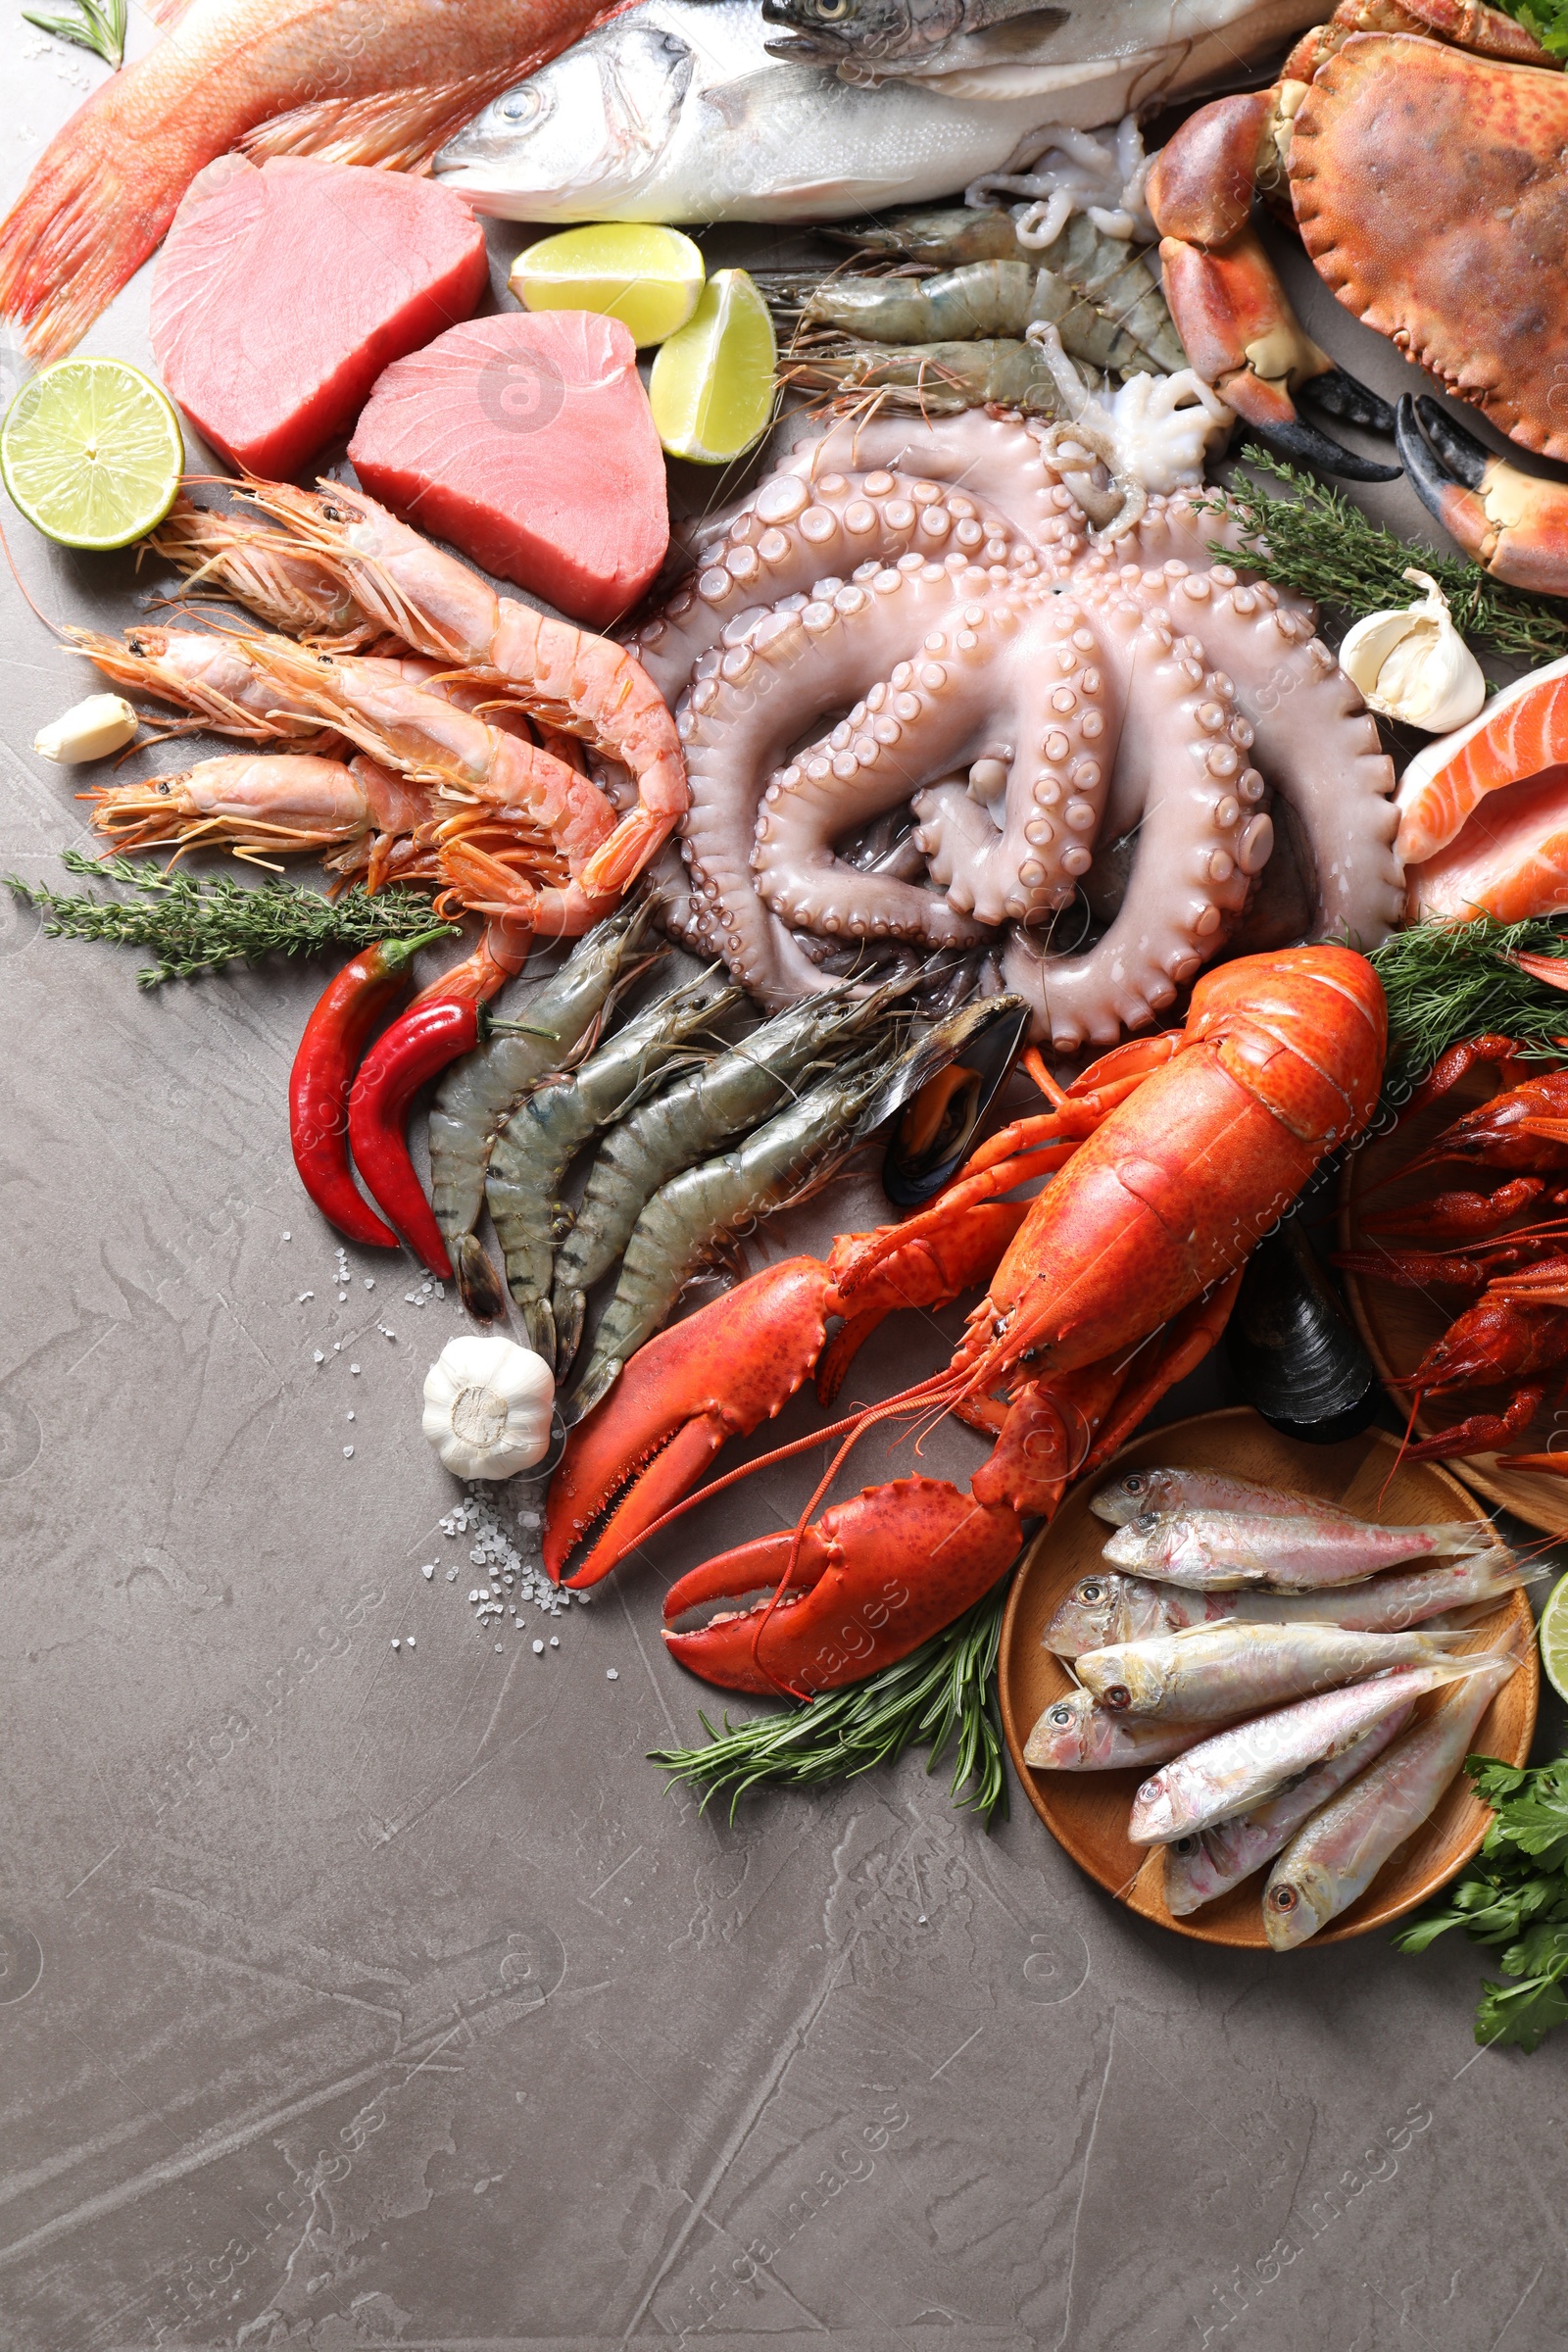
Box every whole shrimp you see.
[551,981,899,1375]
[428,900,657,1318]
[487,971,743,1362]
[155,480,688,909]
[780,336,1079,418]
[792,253,1174,380]
[84,753,441,881]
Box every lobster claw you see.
[544,1256,836,1588]
[662,1480,1023,1695]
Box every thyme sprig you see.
[5,852,459,986]
[23,0,124,69]
[1370,914,1568,1080]
[1204,449,1568,670]
[650,1582,1010,1826]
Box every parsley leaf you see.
[1393,1751,1568,2050]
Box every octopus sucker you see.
[638,411,1402,1044]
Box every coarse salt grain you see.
[606,1668,618,1681]
[282,1231,291,1240]
[343,1446,355,1457]
[406,1637,415,1648]
[532,1639,545,1654]
[350,1363,360,1375]
[346,1412,355,1423]
[422,1564,434,1580]
[313,1350,324,1364]
[549,1636,559,1648]
[391,1639,400,1650]
[496,1643,504,1653]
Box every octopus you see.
[629,410,1405,1052]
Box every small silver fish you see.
[1044,1548,1533,1657]
[1022,1685,1217,1772]
[1077,1622,1472,1722]
[1090,1468,1352,1529]
[1127,1655,1493,1844]
[1104,1508,1495,1591]
[760,0,1052,70]
[1163,1707,1414,1916]
[1263,1653,1520,1949]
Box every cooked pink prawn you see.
[226,481,687,897]
[147,497,379,650]
[83,753,440,881]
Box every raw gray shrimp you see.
[429,899,657,1319]
[486,971,743,1361]
[780,336,1089,417]
[550,981,901,1373]
[568,1047,890,1422]
[795,257,1163,381]
[827,210,1184,376]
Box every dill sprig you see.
[1370,913,1568,1079]
[5,852,459,986]
[1204,448,1568,670]
[649,1582,1010,1826]
[23,0,124,68]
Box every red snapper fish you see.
[0,0,615,360]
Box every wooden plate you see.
[1338,1067,1568,1536]
[998,1408,1538,1948]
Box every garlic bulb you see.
[422,1337,555,1480]
[34,693,138,764]
[1339,569,1486,733]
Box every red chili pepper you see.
[289,931,449,1249]
[348,996,481,1276]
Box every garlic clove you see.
[33,693,139,764]
[422,1336,555,1480]
[1339,569,1486,734]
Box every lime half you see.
[511,224,705,348]
[1539,1569,1568,1703]
[649,268,776,465]
[1,359,184,550]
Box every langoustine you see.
[633,408,1403,1051]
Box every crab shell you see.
[1290,31,1568,463]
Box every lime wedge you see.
[511,224,705,349]
[649,268,776,465]
[2,359,183,551]
[1539,1569,1568,1703]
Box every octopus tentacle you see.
[1003,594,1258,1051]
[777,411,1094,569]
[634,467,1043,704]
[1144,563,1404,948]
[677,556,1011,1004]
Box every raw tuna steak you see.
[151,156,489,479]
[348,311,668,629]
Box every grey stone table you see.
[3,26,1565,2352]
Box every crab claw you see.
[1396,396,1568,595]
[544,1256,836,1589]
[661,1480,1023,1695]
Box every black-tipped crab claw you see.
[1396,395,1568,597]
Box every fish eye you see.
[813,0,853,16]
[1124,1474,1146,1494]
[1267,1885,1299,1912]
[1102,1684,1131,1712]
[498,86,542,122]
[1173,1837,1200,1858]
[1049,1704,1074,1726]
[1079,1579,1104,1603]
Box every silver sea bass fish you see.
[433,0,1077,224]
[758,0,1321,96]
[1076,1621,1476,1723]
[1103,1507,1495,1591]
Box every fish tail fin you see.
[0,97,192,359]
[1430,1521,1504,1558]
[240,71,532,173]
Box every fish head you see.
[434,26,695,204]
[1163,1833,1225,1917]
[1090,1468,1183,1526]
[1102,1511,1191,1575]
[1262,1859,1335,1952]
[760,0,953,67]
[1042,1570,1123,1656]
[1022,1687,1105,1768]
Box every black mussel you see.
[880,993,1029,1206]
[1225,1217,1379,1445]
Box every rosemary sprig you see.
[1370,913,1568,1079]
[650,1582,1010,1826]
[1204,448,1568,670]
[5,852,459,986]
[23,0,124,68]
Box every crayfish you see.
[545,946,1387,1695]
